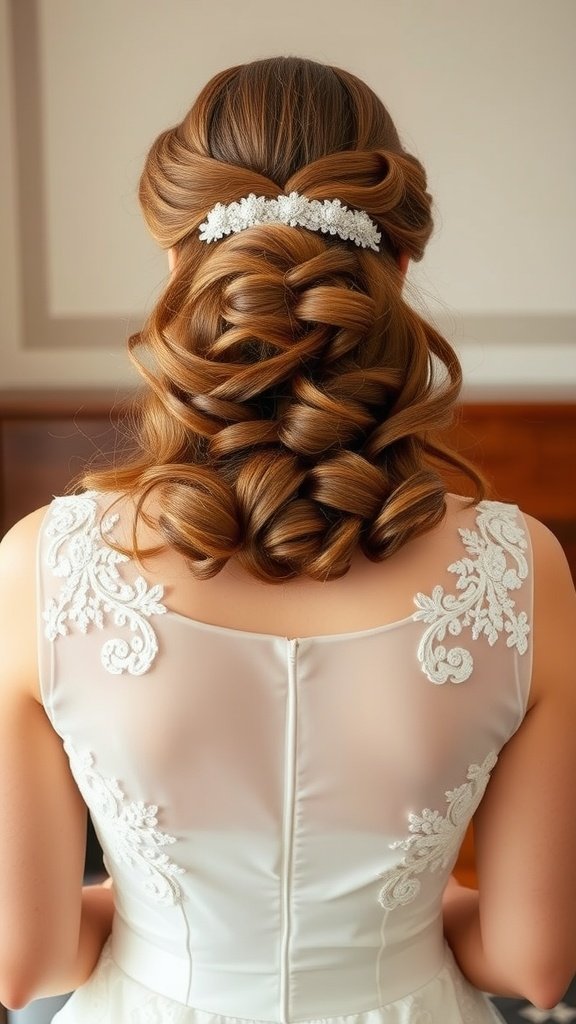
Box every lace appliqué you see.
[65,739,185,905]
[377,751,497,910]
[43,491,166,675]
[413,500,530,684]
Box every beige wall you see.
[1,0,574,396]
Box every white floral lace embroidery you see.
[64,739,185,905]
[413,500,530,684]
[377,751,497,910]
[43,491,166,675]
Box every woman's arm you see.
[0,509,114,1010]
[443,517,576,1010]
[29,882,115,1001]
[442,878,523,998]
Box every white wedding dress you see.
[35,489,532,1023]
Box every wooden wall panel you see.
[1,393,575,554]
[0,390,132,533]
[1,417,119,526]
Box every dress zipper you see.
[280,637,299,1022]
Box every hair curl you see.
[79,55,486,583]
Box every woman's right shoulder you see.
[522,509,568,561]
[521,510,576,709]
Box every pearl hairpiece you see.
[198,191,381,251]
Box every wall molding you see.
[7,0,576,359]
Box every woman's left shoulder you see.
[0,503,52,558]
[0,503,53,702]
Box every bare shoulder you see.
[0,504,52,559]
[521,508,570,560]
[0,504,52,702]
[520,510,575,707]
[520,509,575,612]
[0,504,52,585]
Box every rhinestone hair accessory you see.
[198,191,382,251]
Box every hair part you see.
[78,55,486,583]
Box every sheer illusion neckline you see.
[159,605,418,644]
[111,490,471,647]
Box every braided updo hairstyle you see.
[80,56,485,583]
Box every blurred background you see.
[0,0,574,1021]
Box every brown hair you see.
[79,56,486,583]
